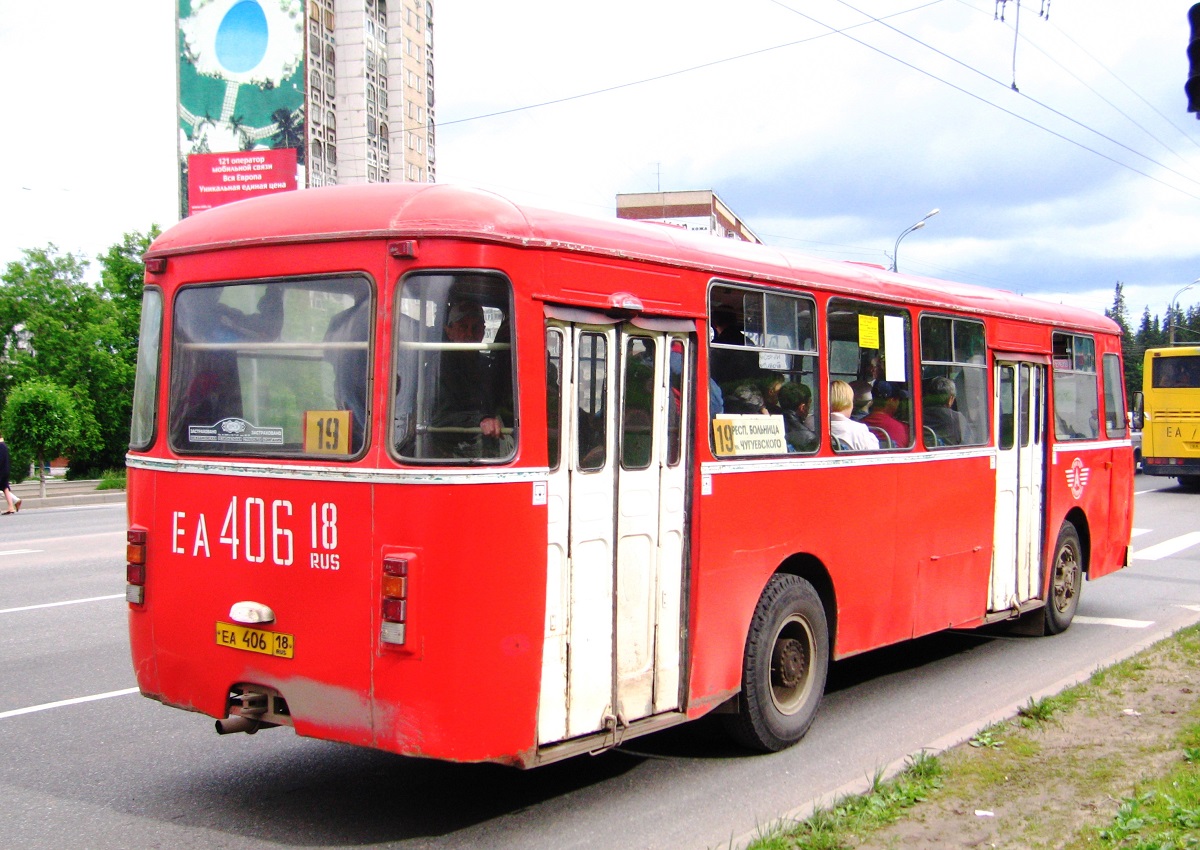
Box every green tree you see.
[1105,281,1138,400]
[0,229,157,476]
[3,379,81,497]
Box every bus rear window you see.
[392,273,515,462]
[1151,355,1200,388]
[169,277,371,457]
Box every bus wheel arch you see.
[723,563,832,753]
[1044,515,1086,635]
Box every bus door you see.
[990,359,1046,613]
[539,316,692,746]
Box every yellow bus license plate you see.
[216,622,295,659]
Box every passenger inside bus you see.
[429,300,511,458]
[922,375,973,446]
[709,304,759,387]
[170,286,284,447]
[323,293,370,450]
[830,379,880,451]
[862,381,910,447]
[779,382,817,452]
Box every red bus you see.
[126,183,1133,767]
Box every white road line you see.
[1133,532,1200,561]
[0,687,139,720]
[1073,615,1153,629]
[0,549,42,556]
[1131,528,1152,538]
[0,594,124,615]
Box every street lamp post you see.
[1169,279,1199,345]
[890,208,940,273]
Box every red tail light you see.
[126,529,147,605]
[381,555,410,645]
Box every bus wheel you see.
[1045,523,1083,635]
[724,574,829,752]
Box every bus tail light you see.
[126,529,147,605]
[381,555,410,645]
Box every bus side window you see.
[394,273,516,462]
[919,316,988,448]
[708,284,819,457]
[827,299,915,451]
[1102,352,1126,438]
[1052,332,1099,440]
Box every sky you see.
[2,0,1199,323]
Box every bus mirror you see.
[1131,393,1144,430]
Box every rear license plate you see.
[216,622,295,659]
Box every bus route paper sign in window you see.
[304,410,352,455]
[713,414,787,456]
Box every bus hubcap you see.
[770,615,813,715]
[1053,547,1079,612]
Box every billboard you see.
[177,0,306,216]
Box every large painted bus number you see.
[172,497,332,568]
[310,502,340,570]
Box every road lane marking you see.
[0,687,139,720]
[1131,528,1152,538]
[0,593,124,615]
[1133,532,1200,561]
[0,549,42,556]
[1073,615,1153,629]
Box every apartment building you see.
[177,0,435,215]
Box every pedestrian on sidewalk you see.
[0,436,21,514]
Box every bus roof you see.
[149,183,1118,334]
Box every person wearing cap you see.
[863,381,910,447]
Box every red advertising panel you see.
[187,148,298,214]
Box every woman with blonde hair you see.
[829,380,879,451]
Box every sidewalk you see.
[7,477,126,511]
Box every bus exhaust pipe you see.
[215,715,261,735]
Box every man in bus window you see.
[431,300,511,458]
[863,381,909,447]
[922,375,973,446]
[709,304,758,386]
[780,382,816,452]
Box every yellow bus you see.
[1135,346,1200,487]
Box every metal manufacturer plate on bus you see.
[215,622,295,659]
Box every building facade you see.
[177,0,435,215]
[615,190,761,243]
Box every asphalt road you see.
[1,481,1197,850]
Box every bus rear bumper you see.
[1142,459,1200,477]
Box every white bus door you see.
[990,360,1046,612]
[538,320,690,745]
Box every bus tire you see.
[1044,523,1083,635]
[724,574,829,753]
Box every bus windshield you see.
[1151,355,1200,388]
[169,277,372,457]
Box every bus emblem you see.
[1065,457,1090,500]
